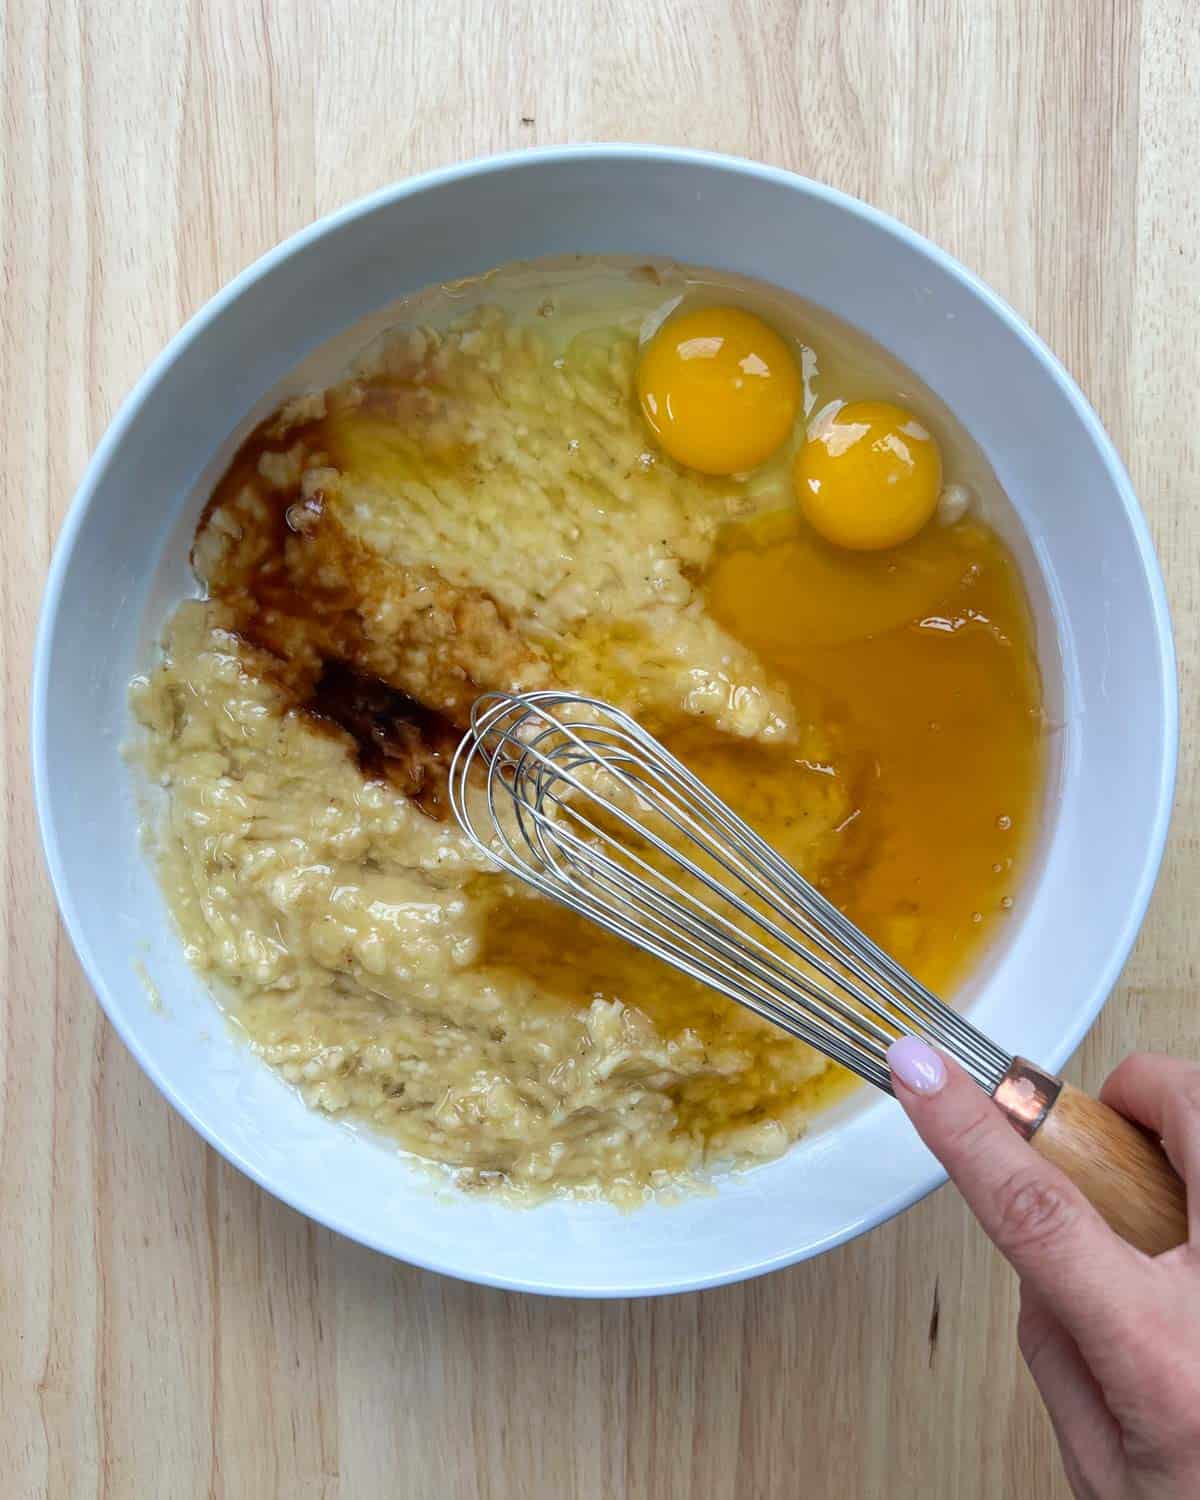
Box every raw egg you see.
[794,400,942,550]
[637,306,800,475]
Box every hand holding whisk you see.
[449,689,1187,1256]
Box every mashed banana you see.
[131,306,849,1201]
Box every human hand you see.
[887,1041,1200,1499]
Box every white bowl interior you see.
[34,149,1175,1295]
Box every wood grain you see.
[1032,1083,1188,1255]
[2,1,1197,1495]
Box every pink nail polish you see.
[888,1036,947,1096]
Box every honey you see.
[471,506,1045,1129]
[707,510,1045,989]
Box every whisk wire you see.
[449,691,1014,1097]
[542,815,900,1073]
[525,783,906,1055]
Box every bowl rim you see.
[32,144,1179,1296]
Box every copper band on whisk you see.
[992,1056,1063,1140]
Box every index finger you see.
[888,1040,1152,1360]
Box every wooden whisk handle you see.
[995,1058,1188,1257]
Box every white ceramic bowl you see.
[33,147,1176,1297]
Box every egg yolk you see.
[794,400,942,551]
[637,306,800,475]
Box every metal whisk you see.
[449,690,1186,1256]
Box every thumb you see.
[887,1036,1149,1353]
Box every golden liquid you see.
[474,507,1044,1133]
[707,509,1044,986]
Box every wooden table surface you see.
[3,2,1196,1496]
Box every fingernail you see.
[888,1036,947,1096]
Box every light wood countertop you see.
[3,2,1196,1495]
